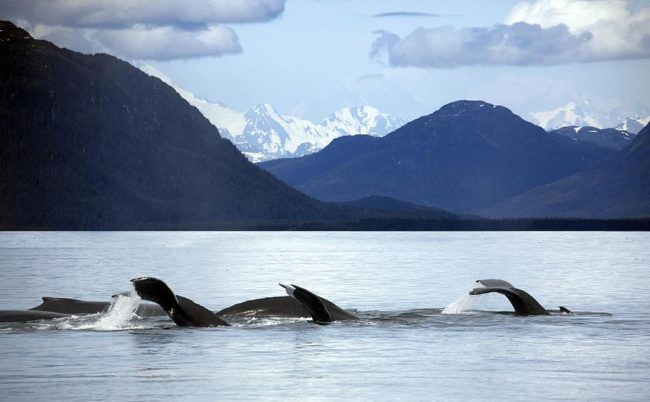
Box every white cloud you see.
[95,25,241,60]
[2,0,285,27]
[504,0,631,32]
[4,0,284,60]
[371,0,650,68]
[505,0,650,61]
[371,23,593,67]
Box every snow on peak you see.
[233,105,404,161]
[137,64,404,162]
[531,101,650,133]
[530,102,599,129]
[250,103,277,115]
[321,106,405,137]
[616,116,650,134]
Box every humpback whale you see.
[218,288,357,321]
[31,296,166,316]
[0,296,166,323]
[130,277,229,327]
[469,279,571,315]
[280,284,358,324]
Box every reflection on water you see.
[0,231,649,401]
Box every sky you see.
[4,0,650,122]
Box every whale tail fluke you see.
[131,277,178,311]
[131,277,228,327]
[470,279,549,316]
[280,283,332,324]
[476,279,515,288]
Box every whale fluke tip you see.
[131,276,154,283]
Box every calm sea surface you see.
[0,231,649,401]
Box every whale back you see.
[0,310,69,322]
[30,297,110,314]
[31,297,165,317]
[217,296,308,317]
[175,295,229,327]
[217,295,357,320]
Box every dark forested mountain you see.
[481,123,650,219]
[550,126,635,150]
[0,21,340,229]
[339,195,459,220]
[261,100,614,213]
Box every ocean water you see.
[0,231,649,401]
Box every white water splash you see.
[55,291,145,331]
[442,294,479,314]
[93,291,142,329]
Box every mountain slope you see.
[481,123,650,219]
[0,21,335,229]
[261,101,615,213]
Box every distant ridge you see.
[261,100,614,213]
[550,126,635,150]
[481,123,650,219]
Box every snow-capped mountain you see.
[232,104,335,162]
[230,104,404,162]
[531,102,600,129]
[321,106,404,138]
[530,101,650,134]
[139,64,404,162]
[616,117,650,134]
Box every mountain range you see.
[138,65,404,162]
[260,101,616,214]
[530,101,650,133]
[2,20,648,228]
